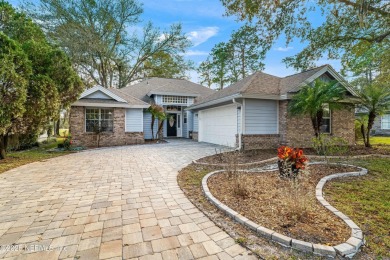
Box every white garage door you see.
[199,104,238,147]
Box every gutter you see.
[187,93,242,110]
[232,98,243,151]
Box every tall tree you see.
[0,32,31,159]
[288,80,346,138]
[197,25,264,89]
[221,0,389,79]
[228,25,264,81]
[0,1,83,158]
[142,51,194,79]
[25,0,192,88]
[198,60,213,88]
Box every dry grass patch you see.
[208,164,358,245]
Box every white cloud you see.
[183,50,209,56]
[274,46,294,52]
[187,27,219,46]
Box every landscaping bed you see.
[207,164,357,245]
[197,149,276,164]
[196,145,390,166]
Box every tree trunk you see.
[55,119,60,136]
[0,135,9,160]
[361,124,367,147]
[150,115,155,140]
[157,120,164,140]
[366,111,376,147]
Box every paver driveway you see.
[0,140,256,259]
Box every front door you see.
[167,114,177,137]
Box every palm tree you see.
[355,83,390,147]
[147,104,166,140]
[288,79,346,138]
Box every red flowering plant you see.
[277,146,308,178]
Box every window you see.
[321,104,331,133]
[382,114,390,129]
[86,108,114,132]
[162,95,188,104]
[184,112,187,124]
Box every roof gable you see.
[80,86,127,102]
[75,85,149,108]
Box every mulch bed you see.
[197,145,390,165]
[207,164,358,245]
[197,149,276,164]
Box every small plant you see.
[63,135,72,150]
[223,151,249,197]
[235,237,247,245]
[312,134,349,159]
[277,146,308,179]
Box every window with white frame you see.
[162,95,188,104]
[382,114,390,129]
[184,112,187,124]
[321,103,331,133]
[86,108,114,132]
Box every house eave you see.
[72,101,150,109]
[187,94,242,110]
[147,91,201,97]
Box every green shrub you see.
[312,134,349,156]
[63,135,72,150]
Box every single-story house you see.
[69,65,357,149]
[69,78,214,147]
[188,64,357,149]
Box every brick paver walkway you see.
[0,140,256,259]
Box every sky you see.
[8,0,342,85]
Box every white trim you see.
[242,99,246,135]
[84,107,114,133]
[80,86,127,102]
[189,93,241,110]
[296,65,357,96]
[72,101,149,108]
[148,91,200,97]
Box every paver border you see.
[201,162,368,258]
[193,154,390,167]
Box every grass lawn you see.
[357,136,390,147]
[0,138,70,174]
[59,128,69,137]
[325,158,390,258]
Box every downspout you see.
[233,98,243,151]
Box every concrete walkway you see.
[0,140,255,259]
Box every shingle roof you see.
[191,65,350,108]
[279,65,327,94]
[119,78,215,103]
[75,85,149,107]
[108,88,149,106]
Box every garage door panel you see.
[199,104,237,147]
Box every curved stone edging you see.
[201,163,368,258]
[194,154,390,168]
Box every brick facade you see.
[70,106,145,147]
[280,101,355,148]
[238,134,280,150]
